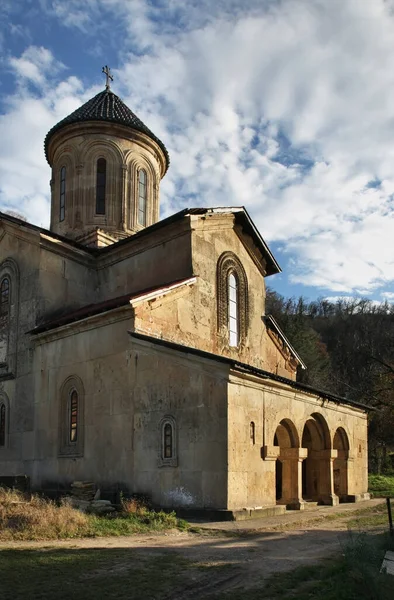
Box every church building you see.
[0,72,370,517]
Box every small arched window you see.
[96,158,106,215]
[138,169,147,226]
[228,272,238,347]
[69,390,78,443]
[59,166,66,222]
[59,376,84,457]
[0,403,6,447]
[0,277,10,364]
[164,423,173,458]
[159,416,177,466]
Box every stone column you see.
[278,448,308,510]
[317,449,339,506]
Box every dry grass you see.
[0,487,187,540]
[0,487,91,540]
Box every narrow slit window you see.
[138,169,147,226]
[250,421,255,445]
[59,166,66,222]
[0,404,5,447]
[96,158,106,214]
[164,423,173,458]
[0,278,10,364]
[69,390,78,443]
[228,272,238,347]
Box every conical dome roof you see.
[45,89,169,171]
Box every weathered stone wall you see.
[133,212,296,378]
[29,323,229,508]
[227,374,369,509]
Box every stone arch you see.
[50,151,75,229]
[273,418,300,507]
[126,153,159,230]
[81,142,124,227]
[59,375,85,457]
[217,252,249,347]
[333,427,350,501]
[302,413,336,504]
[0,258,19,377]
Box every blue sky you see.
[1,0,394,303]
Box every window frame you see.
[0,393,9,449]
[59,376,84,457]
[217,252,249,348]
[95,158,107,215]
[137,168,147,226]
[0,276,10,367]
[158,416,177,467]
[59,166,66,222]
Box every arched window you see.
[159,416,177,466]
[96,158,106,215]
[164,423,173,458]
[59,376,84,457]
[69,390,78,443]
[0,277,10,365]
[59,166,66,222]
[228,272,238,347]
[217,252,248,347]
[138,169,147,226]
[0,403,6,447]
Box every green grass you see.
[216,531,394,600]
[369,474,394,498]
[0,548,188,600]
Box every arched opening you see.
[333,427,349,501]
[138,169,147,226]
[301,413,333,504]
[228,272,239,347]
[96,158,106,214]
[273,419,299,506]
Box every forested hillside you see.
[266,289,394,473]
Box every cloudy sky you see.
[1,0,394,301]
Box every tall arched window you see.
[138,169,147,226]
[96,158,106,214]
[59,376,84,457]
[158,416,177,466]
[69,390,78,443]
[59,166,66,221]
[217,252,248,348]
[0,277,10,364]
[0,403,6,447]
[228,272,238,347]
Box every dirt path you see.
[0,500,386,598]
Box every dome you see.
[44,89,169,171]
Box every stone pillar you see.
[317,449,339,506]
[278,448,308,510]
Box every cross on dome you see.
[102,65,113,91]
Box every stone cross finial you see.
[102,65,113,91]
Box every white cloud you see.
[2,0,394,296]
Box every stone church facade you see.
[0,82,369,516]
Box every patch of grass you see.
[215,531,394,600]
[369,474,394,498]
[0,548,188,600]
[0,488,188,541]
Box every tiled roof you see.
[44,89,169,171]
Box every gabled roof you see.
[44,89,170,172]
[30,277,196,335]
[1,207,280,275]
[129,331,374,413]
[264,315,307,369]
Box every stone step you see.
[303,500,319,510]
